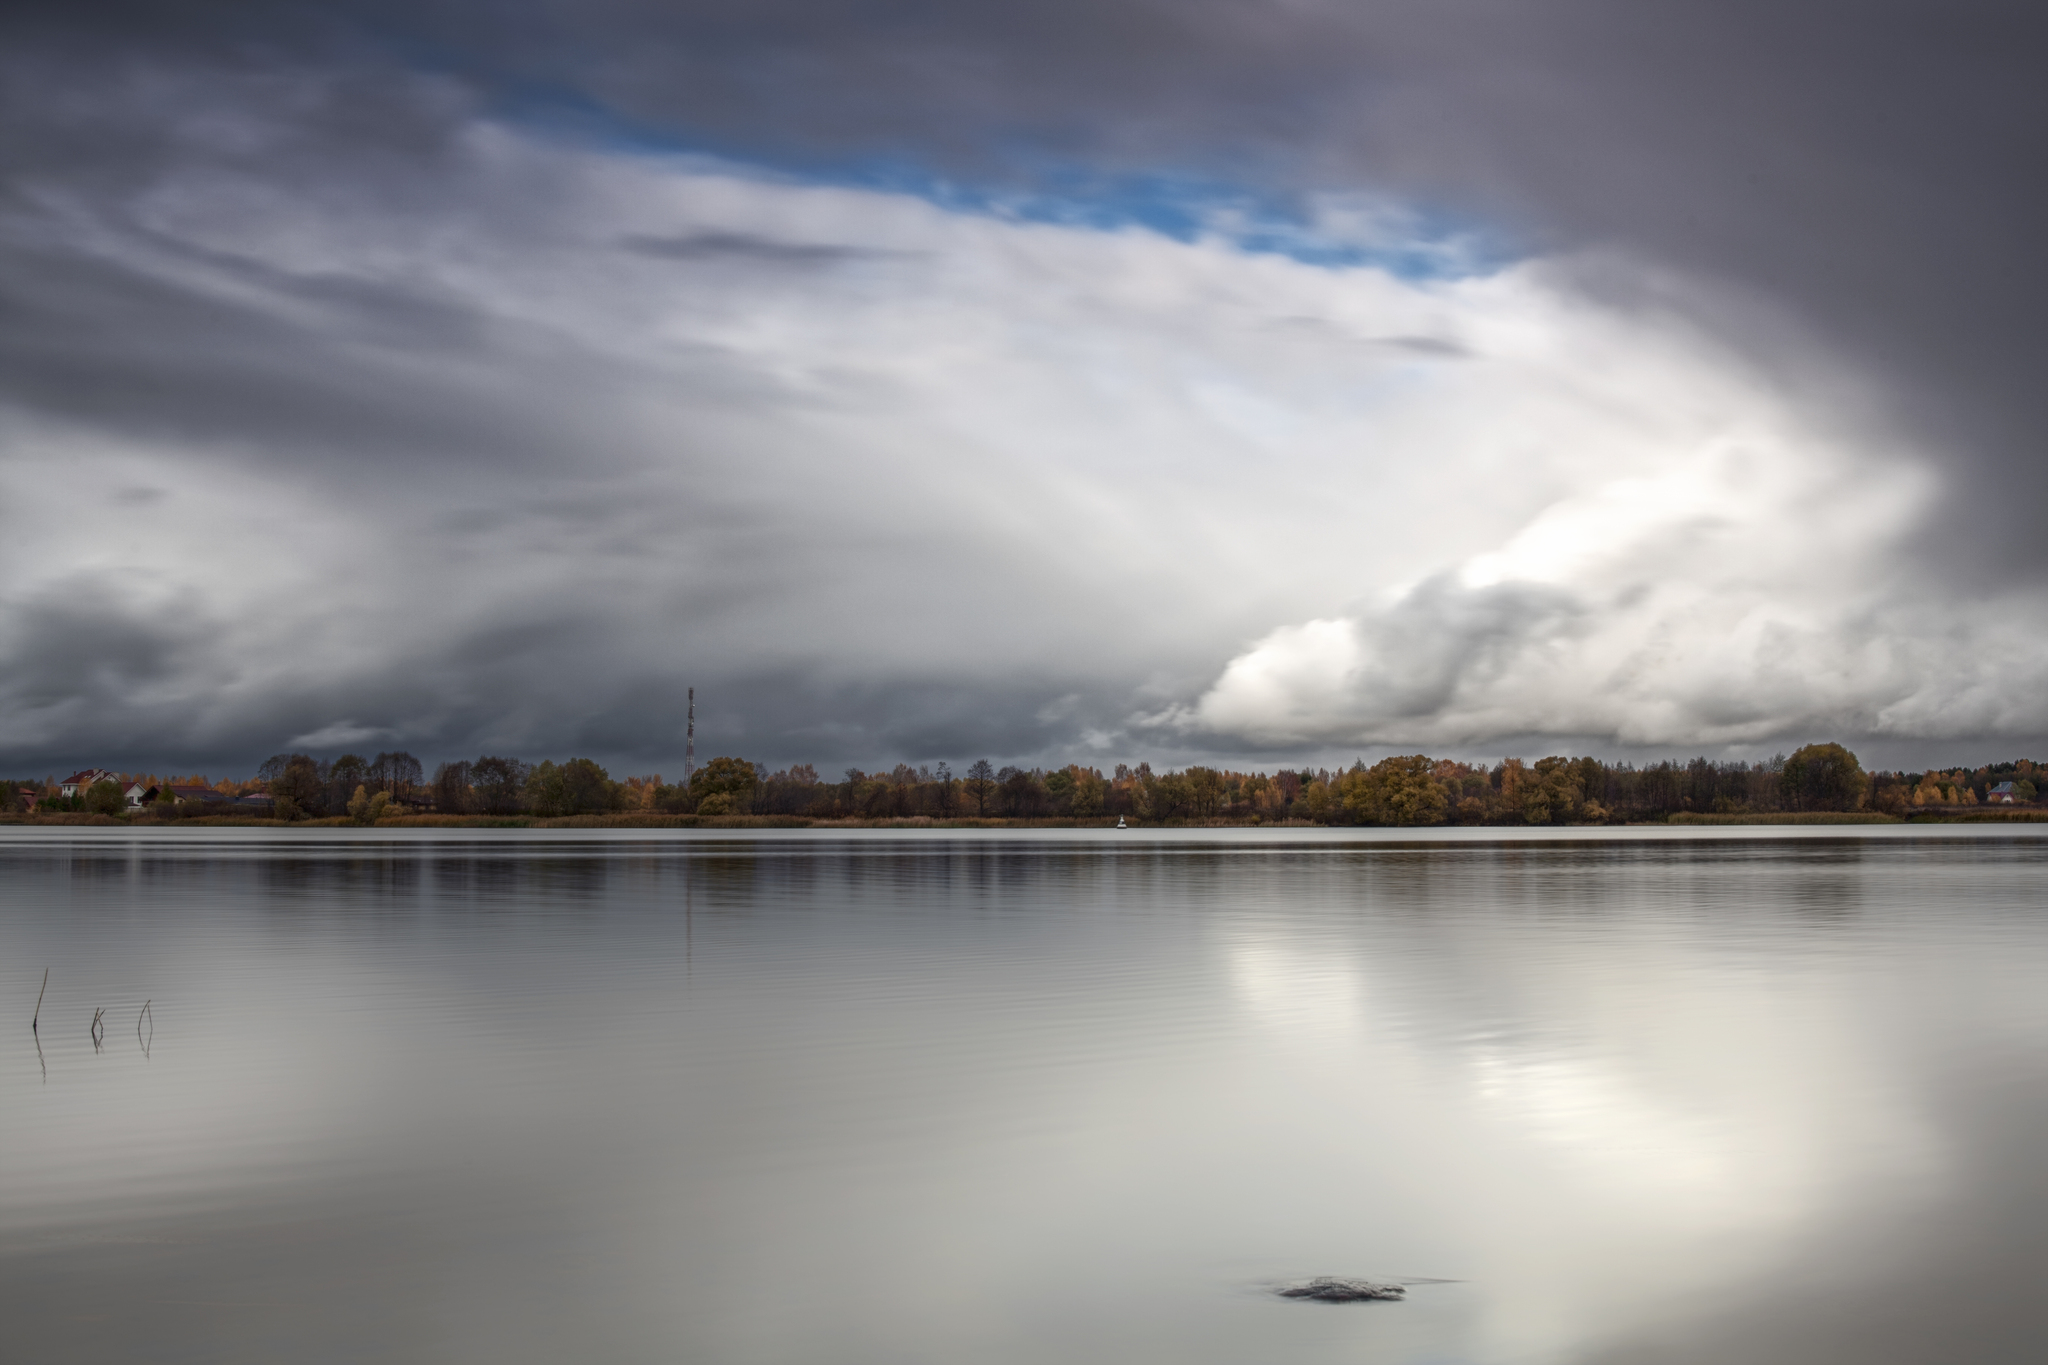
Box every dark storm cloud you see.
[0,243,529,467]
[0,576,236,765]
[0,580,209,709]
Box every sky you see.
[1,1,2044,778]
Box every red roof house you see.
[60,769,117,798]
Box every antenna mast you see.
[685,687,695,782]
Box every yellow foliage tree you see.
[347,784,391,824]
[1341,755,1449,826]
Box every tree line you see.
[722,744,1903,824]
[189,742,2048,824]
[6,744,2041,824]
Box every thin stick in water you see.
[33,967,47,1033]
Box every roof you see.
[1991,781,2017,793]
[60,769,112,786]
[167,785,223,799]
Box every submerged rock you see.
[1277,1277,1406,1302]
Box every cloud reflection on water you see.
[0,835,2041,1364]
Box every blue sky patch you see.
[488,86,1516,281]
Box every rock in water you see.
[1277,1277,1406,1302]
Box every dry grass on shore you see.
[1666,811,1900,825]
[1897,807,2048,822]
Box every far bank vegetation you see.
[7,744,2043,828]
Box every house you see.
[1990,782,2018,804]
[124,782,159,810]
[59,769,117,798]
[165,784,227,807]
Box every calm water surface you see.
[3,827,2046,1364]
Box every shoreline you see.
[3,810,2042,832]
[4,820,2047,845]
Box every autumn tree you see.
[1297,776,1334,822]
[526,758,617,816]
[1149,770,1191,820]
[1186,767,1225,818]
[1070,767,1105,817]
[688,756,758,816]
[259,753,325,820]
[1912,770,1974,806]
[1523,757,1589,824]
[1868,774,1913,815]
[1780,743,1868,812]
[1123,768,1155,819]
[998,767,1040,816]
[1340,755,1448,826]
[1497,759,1529,820]
[347,784,391,824]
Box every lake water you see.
[3,827,2046,1364]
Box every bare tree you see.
[432,760,473,813]
[469,756,530,814]
[369,751,424,798]
[965,759,995,817]
[328,753,367,809]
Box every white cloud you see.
[288,722,392,750]
[1179,416,2048,749]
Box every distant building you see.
[124,782,158,810]
[165,784,227,807]
[1990,782,2018,804]
[60,769,117,798]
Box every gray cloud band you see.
[0,14,2042,773]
